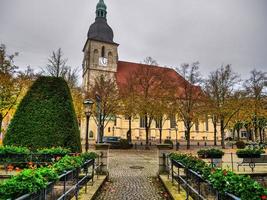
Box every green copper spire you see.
[96,0,107,19]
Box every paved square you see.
[94,149,170,200]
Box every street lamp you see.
[112,126,115,136]
[175,126,179,151]
[83,99,94,152]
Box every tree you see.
[42,48,69,78]
[205,65,242,148]
[120,73,138,142]
[0,44,21,135]
[88,74,120,143]
[244,69,267,141]
[4,76,81,152]
[174,62,202,149]
[42,48,82,122]
[131,57,175,147]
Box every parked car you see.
[103,137,133,149]
[103,136,121,148]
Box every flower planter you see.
[206,154,223,159]
[236,153,261,158]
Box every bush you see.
[0,169,47,199]
[170,153,267,199]
[197,148,224,159]
[80,152,98,161]
[37,147,71,156]
[4,77,81,152]
[0,146,30,155]
[236,147,265,158]
[0,152,97,199]
[236,140,246,149]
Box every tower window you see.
[93,49,99,65]
[101,46,105,57]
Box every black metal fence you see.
[168,159,240,200]
[14,159,95,200]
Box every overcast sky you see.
[0,0,266,81]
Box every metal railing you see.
[169,158,240,200]
[13,159,95,200]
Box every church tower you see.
[82,0,119,91]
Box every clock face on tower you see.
[99,57,108,67]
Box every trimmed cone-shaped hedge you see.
[4,76,82,152]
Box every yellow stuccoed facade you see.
[80,115,223,144]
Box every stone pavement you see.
[94,149,171,200]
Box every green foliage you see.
[236,146,265,158]
[170,153,267,199]
[0,169,47,200]
[80,152,98,161]
[0,145,30,154]
[53,155,83,174]
[4,76,81,152]
[0,152,97,199]
[209,169,267,200]
[35,167,59,182]
[197,148,224,158]
[236,140,246,149]
[37,147,71,155]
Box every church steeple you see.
[96,0,107,19]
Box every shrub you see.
[53,155,83,174]
[80,152,98,161]
[0,152,97,199]
[169,153,267,199]
[4,77,81,152]
[0,146,30,155]
[236,147,265,158]
[37,147,71,156]
[236,140,246,149]
[197,148,224,159]
[0,169,47,199]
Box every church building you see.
[81,0,221,144]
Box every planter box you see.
[236,153,261,158]
[206,155,223,159]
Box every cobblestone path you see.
[94,149,170,200]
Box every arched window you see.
[101,46,105,57]
[93,49,99,65]
[108,52,113,64]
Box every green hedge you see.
[4,77,81,152]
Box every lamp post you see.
[84,99,94,152]
[95,94,101,143]
[175,126,179,151]
[112,126,115,136]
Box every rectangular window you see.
[170,115,176,129]
[140,117,146,128]
[205,116,209,132]
[241,131,247,138]
[155,119,162,129]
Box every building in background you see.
[81,0,222,144]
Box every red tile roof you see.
[116,61,201,97]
